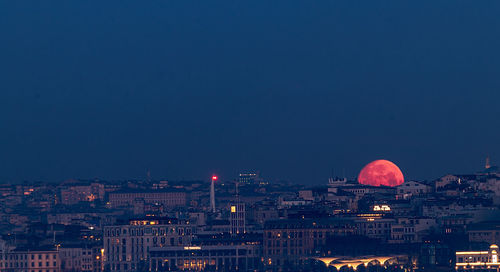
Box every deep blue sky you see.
[1,1,499,184]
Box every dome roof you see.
[490,244,499,249]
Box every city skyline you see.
[0,154,497,184]
[1,1,500,272]
[0,155,494,187]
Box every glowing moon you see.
[358,160,404,187]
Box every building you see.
[389,217,437,244]
[60,183,105,205]
[298,190,314,201]
[248,202,279,226]
[103,218,195,272]
[230,203,245,235]
[455,244,499,271]
[205,220,231,234]
[339,185,395,199]
[149,244,262,271]
[468,221,500,245]
[353,213,395,241]
[396,181,432,199]
[0,247,61,272]
[107,190,186,209]
[263,218,355,268]
[435,174,476,191]
[238,173,260,185]
[47,212,99,226]
[59,245,102,272]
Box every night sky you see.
[1,1,499,184]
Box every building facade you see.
[108,190,186,209]
[59,245,102,272]
[103,218,195,272]
[0,248,60,272]
[149,244,261,271]
[230,203,245,235]
[456,244,499,271]
[263,218,355,268]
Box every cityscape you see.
[0,159,498,271]
[1,1,500,272]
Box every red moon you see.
[358,160,404,187]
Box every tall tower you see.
[230,182,245,235]
[486,156,491,169]
[230,202,245,235]
[210,175,217,213]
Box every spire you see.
[210,175,217,213]
[486,156,491,169]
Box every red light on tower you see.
[212,175,218,181]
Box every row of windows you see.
[266,230,336,239]
[105,227,192,237]
[267,240,304,247]
[457,256,493,263]
[110,193,184,198]
[363,230,390,235]
[391,235,415,241]
[0,254,57,261]
[267,258,305,266]
[266,231,305,239]
[267,249,307,256]
[0,261,57,267]
[470,231,500,236]
[150,249,255,258]
[359,223,391,229]
[266,224,352,229]
[61,250,92,257]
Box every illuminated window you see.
[231,206,236,213]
